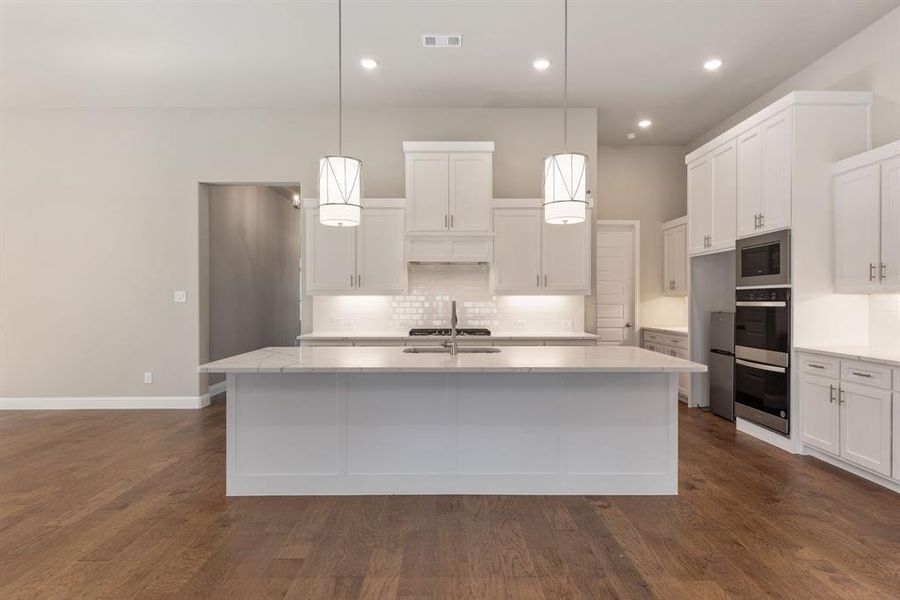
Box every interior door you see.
[760,109,793,232]
[834,164,881,292]
[839,382,892,477]
[492,208,542,293]
[736,126,762,238]
[448,152,492,233]
[406,153,449,233]
[710,139,737,251]
[687,157,712,255]
[305,209,356,294]
[880,156,900,291]
[595,225,636,345]
[799,373,840,455]
[356,208,405,294]
[543,219,589,293]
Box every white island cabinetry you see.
[200,345,705,496]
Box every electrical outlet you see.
[144,371,153,384]
[561,320,574,331]
[516,320,527,329]
[173,290,187,303]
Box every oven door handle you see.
[735,301,787,307]
[736,358,787,374]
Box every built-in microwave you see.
[736,230,790,288]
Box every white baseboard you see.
[208,381,226,397]
[804,446,900,493]
[736,417,796,453]
[1,396,209,410]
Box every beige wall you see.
[690,6,900,150]
[207,185,301,386]
[594,145,688,328]
[0,107,594,399]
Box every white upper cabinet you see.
[662,217,687,296]
[833,142,900,294]
[687,155,712,255]
[448,153,492,233]
[737,109,793,238]
[491,203,590,295]
[687,140,735,256]
[492,209,542,292]
[405,153,449,233]
[404,143,493,235]
[305,205,406,296]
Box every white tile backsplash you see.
[868,294,900,348]
[313,264,584,333]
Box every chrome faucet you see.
[443,299,459,355]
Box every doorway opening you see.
[199,183,303,401]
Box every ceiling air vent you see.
[422,34,462,48]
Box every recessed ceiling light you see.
[626,133,636,141]
[359,58,379,70]
[638,119,652,129]
[704,58,723,71]
[533,58,551,71]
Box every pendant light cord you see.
[338,0,343,156]
[563,0,568,152]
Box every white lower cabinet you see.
[798,352,896,483]
[839,382,892,477]
[799,373,840,456]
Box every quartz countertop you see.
[297,331,599,341]
[641,325,689,335]
[200,345,707,374]
[794,345,900,367]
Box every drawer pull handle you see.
[808,363,825,369]
[851,371,872,378]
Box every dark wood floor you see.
[1,399,898,599]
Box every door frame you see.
[595,220,640,346]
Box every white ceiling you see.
[2,0,897,144]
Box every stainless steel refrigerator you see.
[709,312,735,421]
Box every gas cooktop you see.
[408,328,491,337]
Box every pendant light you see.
[543,0,587,225]
[319,0,361,227]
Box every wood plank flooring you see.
[1,399,898,599]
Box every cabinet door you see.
[543,218,590,294]
[736,126,762,238]
[406,153,449,233]
[305,210,356,295]
[662,224,687,296]
[881,157,900,291]
[893,393,899,481]
[839,382,892,477]
[710,140,737,252]
[448,153,492,233]
[356,208,406,294]
[492,209,542,293]
[799,373,840,455]
[670,347,690,399]
[687,156,712,255]
[834,164,881,292]
[759,109,793,232]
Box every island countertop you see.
[199,345,707,374]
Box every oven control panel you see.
[735,288,790,302]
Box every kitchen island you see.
[200,345,706,496]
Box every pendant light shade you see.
[318,155,361,227]
[543,152,587,224]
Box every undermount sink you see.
[402,346,501,354]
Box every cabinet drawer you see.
[643,342,662,353]
[643,331,664,344]
[664,335,688,349]
[841,359,892,390]
[798,353,840,378]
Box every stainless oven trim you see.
[735,403,789,436]
[735,301,787,307]
[736,358,786,373]
[735,345,789,368]
[736,229,790,287]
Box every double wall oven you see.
[734,231,791,435]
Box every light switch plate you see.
[173,290,187,303]
[144,372,153,384]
